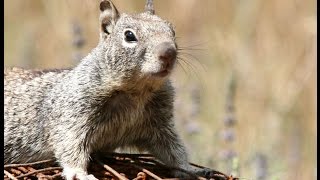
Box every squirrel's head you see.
[98,0,177,82]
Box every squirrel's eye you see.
[124,30,137,42]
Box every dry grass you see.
[4,0,316,179]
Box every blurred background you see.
[4,0,316,179]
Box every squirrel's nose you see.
[156,42,177,68]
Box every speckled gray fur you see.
[4,1,208,179]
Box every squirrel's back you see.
[4,67,71,113]
[5,67,71,85]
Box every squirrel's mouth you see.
[151,69,170,77]
[150,60,175,78]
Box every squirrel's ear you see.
[99,0,120,35]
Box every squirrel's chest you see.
[98,92,148,126]
[93,92,148,145]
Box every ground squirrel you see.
[4,0,211,179]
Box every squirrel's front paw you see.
[194,168,221,179]
[172,170,199,179]
[82,174,99,180]
[173,167,216,179]
[62,166,98,180]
